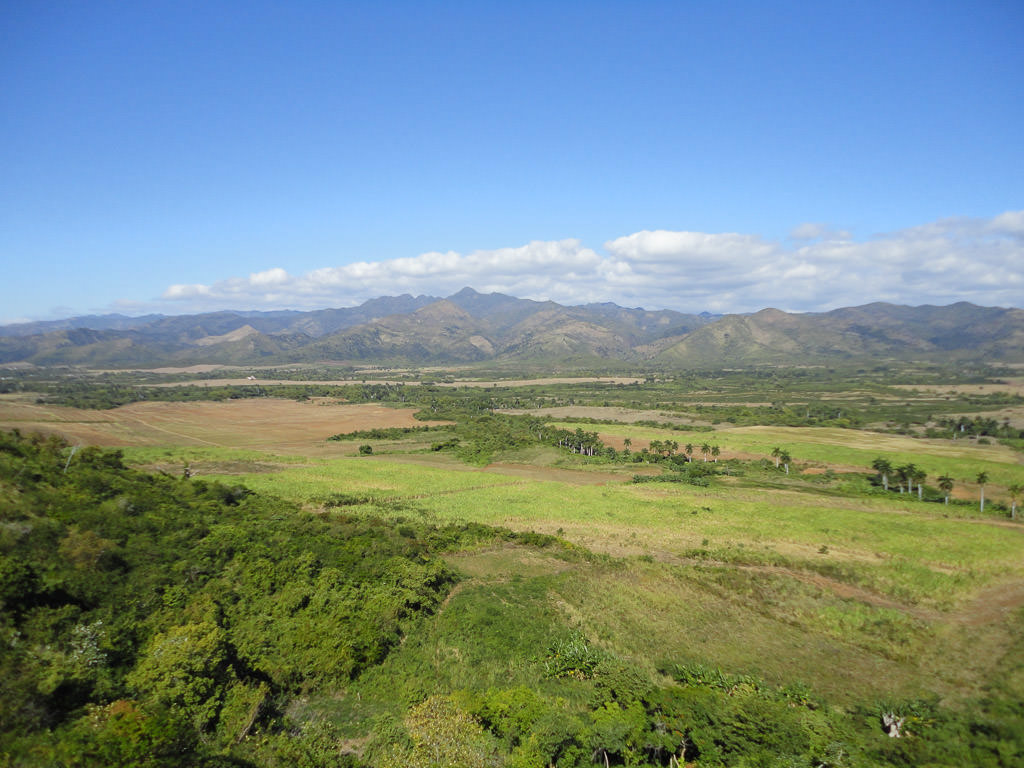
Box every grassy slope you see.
[200,448,1024,723]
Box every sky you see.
[1,0,1022,324]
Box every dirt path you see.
[482,462,635,485]
[383,479,530,502]
[955,579,1024,626]
[737,564,941,620]
[116,411,227,447]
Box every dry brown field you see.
[892,378,1024,397]
[0,395,444,456]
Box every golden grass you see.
[0,396,446,456]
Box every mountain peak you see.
[412,299,475,322]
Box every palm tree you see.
[872,458,892,491]
[1008,483,1022,520]
[937,474,954,505]
[779,449,791,475]
[896,463,917,494]
[912,467,927,500]
[711,445,720,463]
[771,446,782,469]
[684,443,694,463]
[701,442,711,462]
[976,471,989,513]
[623,437,632,450]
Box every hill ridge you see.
[0,293,1021,367]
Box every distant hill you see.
[1,289,1021,367]
[651,302,1024,365]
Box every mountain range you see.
[1,288,1022,368]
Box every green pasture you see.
[579,422,1024,487]
[120,444,309,467]
[210,454,525,504]
[207,455,1024,608]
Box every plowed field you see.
[0,396,443,455]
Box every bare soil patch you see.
[957,579,1024,626]
[0,397,443,455]
[892,379,1024,397]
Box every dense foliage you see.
[0,430,456,765]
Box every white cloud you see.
[990,210,1024,236]
[789,223,852,242]
[249,267,289,286]
[790,222,828,240]
[162,283,211,299]
[153,210,1024,315]
[604,230,776,264]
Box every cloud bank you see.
[154,211,1024,315]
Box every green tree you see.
[912,467,927,500]
[976,471,989,513]
[938,474,954,505]
[59,699,197,768]
[896,463,917,494]
[685,443,694,462]
[779,449,791,475]
[1009,483,1022,520]
[711,445,720,462]
[872,457,893,491]
[771,446,782,469]
[587,700,647,768]
[700,442,711,463]
[126,620,233,733]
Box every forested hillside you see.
[0,430,460,765]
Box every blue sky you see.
[1,0,1022,323]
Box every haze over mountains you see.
[1,288,1022,367]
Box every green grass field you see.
[576,421,1024,488]
[208,454,1023,608]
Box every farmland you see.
[1,365,1023,766]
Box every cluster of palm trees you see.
[644,440,722,462]
[551,427,603,456]
[868,460,1019,516]
[869,458,934,500]
[872,457,954,502]
[624,434,1020,518]
[770,446,792,474]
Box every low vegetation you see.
[1,363,1023,766]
